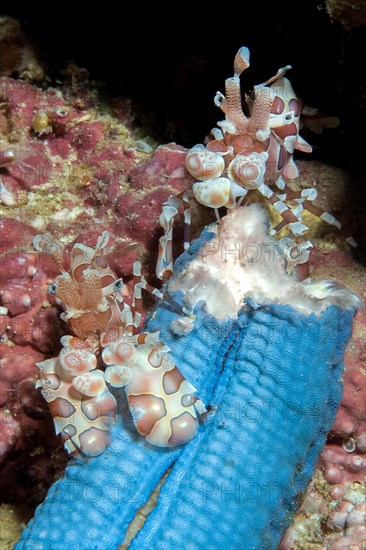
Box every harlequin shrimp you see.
[33,232,205,458]
[157,46,341,281]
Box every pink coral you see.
[331,311,366,450]
[320,445,366,485]
[0,76,136,206]
[0,218,67,500]
[114,144,197,250]
[319,297,366,488]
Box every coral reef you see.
[0,35,364,550]
[0,72,201,247]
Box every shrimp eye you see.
[113,279,124,292]
[48,283,57,295]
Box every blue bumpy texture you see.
[16,226,354,550]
